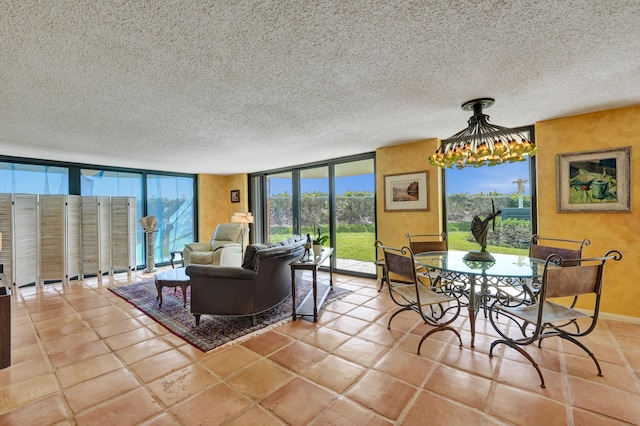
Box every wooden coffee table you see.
[155,267,190,308]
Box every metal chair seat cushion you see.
[496,300,591,326]
[391,280,457,306]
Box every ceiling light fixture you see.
[429,98,537,169]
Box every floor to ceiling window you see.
[81,169,144,265]
[0,156,196,271]
[0,163,69,194]
[251,154,376,277]
[444,127,536,255]
[146,174,195,264]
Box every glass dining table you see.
[414,250,547,347]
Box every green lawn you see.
[270,230,527,262]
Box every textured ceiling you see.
[1,1,639,175]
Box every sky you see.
[269,159,531,196]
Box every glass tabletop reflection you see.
[414,250,546,279]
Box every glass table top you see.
[414,250,546,279]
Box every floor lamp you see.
[231,212,253,255]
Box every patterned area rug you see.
[109,276,351,352]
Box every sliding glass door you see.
[251,154,376,277]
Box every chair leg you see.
[387,306,413,329]
[377,266,387,292]
[561,334,602,377]
[417,327,463,355]
[490,339,547,388]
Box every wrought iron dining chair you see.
[406,232,448,289]
[523,234,591,306]
[383,245,463,354]
[488,250,622,388]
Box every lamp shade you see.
[231,212,253,224]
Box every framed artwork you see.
[230,189,240,203]
[557,146,631,212]
[384,171,429,212]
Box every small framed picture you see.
[384,171,429,212]
[230,189,240,203]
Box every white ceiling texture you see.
[1,1,639,175]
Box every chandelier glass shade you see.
[429,98,537,169]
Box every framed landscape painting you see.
[384,171,428,212]
[557,146,631,212]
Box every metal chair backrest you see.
[529,234,589,267]
[383,246,417,284]
[406,232,447,255]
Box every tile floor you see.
[0,268,639,425]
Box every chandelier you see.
[429,98,537,169]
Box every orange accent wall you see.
[376,138,443,250]
[535,104,640,318]
[197,173,248,241]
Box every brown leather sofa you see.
[185,235,306,326]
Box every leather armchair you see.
[183,223,248,267]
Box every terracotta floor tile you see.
[64,368,140,413]
[274,318,316,338]
[0,356,50,387]
[333,336,389,367]
[74,387,162,426]
[0,394,68,425]
[423,364,492,410]
[200,345,261,378]
[489,384,568,425]
[225,406,283,426]
[301,354,365,393]
[346,305,384,323]
[440,344,496,379]
[614,333,640,352]
[42,329,100,354]
[33,313,82,333]
[357,323,404,347]
[171,383,251,426]
[572,407,632,426]
[300,326,351,352]
[402,390,486,425]
[494,357,564,396]
[94,317,144,339]
[315,397,392,426]
[104,326,157,351]
[226,359,293,400]
[325,315,370,335]
[9,342,43,365]
[605,319,640,336]
[339,292,375,306]
[116,337,175,365]
[139,413,183,426]
[346,370,416,420]
[261,377,336,424]
[565,353,639,393]
[374,350,434,387]
[147,364,219,406]
[324,299,358,315]
[569,376,640,424]
[240,330,294,355]
[130,349,192,383]
[269,341,328,373]
[55,353,123,388]
[49,340,111,369]
[0,373,58,413]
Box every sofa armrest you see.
[211,244,243,266]
[185,242,212,252]
[185,265,257,280]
